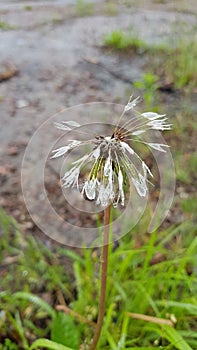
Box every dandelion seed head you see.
[52,96,172,208]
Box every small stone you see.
[25,221,34,229]
[16,99,29,109]
[7,145,19,156]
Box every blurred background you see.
[0,0,196,349]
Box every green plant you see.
[103,29,170,54]
[151,37,197,90]
[75,0,94,17]
[175,152,197,185]
[104,30,146,51]
[134,72,159,109]
[0,206,197,348]
[51,312,80,349]
[30,339,74,350]
[166,39,197,89]
[0,339,18,350]
[24,5,32,11]
[0,21,15,30]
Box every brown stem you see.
[56,305,96,327]
[126,312,174,327]
[89,205,111,350]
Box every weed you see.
[176,152,197,185]
[165,39,197,89]
[104,29,197,89]
[181,195,197,215]
[24,5,32,11]
[0,21,15,30]
[104,30,146,52]
[134,72,159,110]
[150,37,197,89]
[103,29,170,54]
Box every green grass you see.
[24,5,32,11]
[171,96,197,189]
[0,206,196,349]
[103,30,170,53]
[104,30,147,52]
[103,29,197,89]
[75,0,95,17]
[149,37,197,89]
[164,39,197,89]
[175,153,197,184]
[0,21,15,30]
[134,72,160,110]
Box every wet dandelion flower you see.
[51,97,172,208]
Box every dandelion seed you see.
[62,166,80,189]
[146,143,170,152]
[51,140,82,158]
[54,120,81,131]
[82,178,98,200]
[52,96,171,208]
[124,96,141,112]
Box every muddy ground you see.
[0,0,196,244]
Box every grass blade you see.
[12,292,55,318]
[30,339,74,350]
[160,325,193,350]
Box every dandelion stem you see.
[89,205,111,350]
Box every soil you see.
[0,0,196,245]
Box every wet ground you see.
[0,0,196,241]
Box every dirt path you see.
[0,0,196,143]
[0,0,196,235]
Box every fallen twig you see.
[56,304,96,327]
[126,311,174,327]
